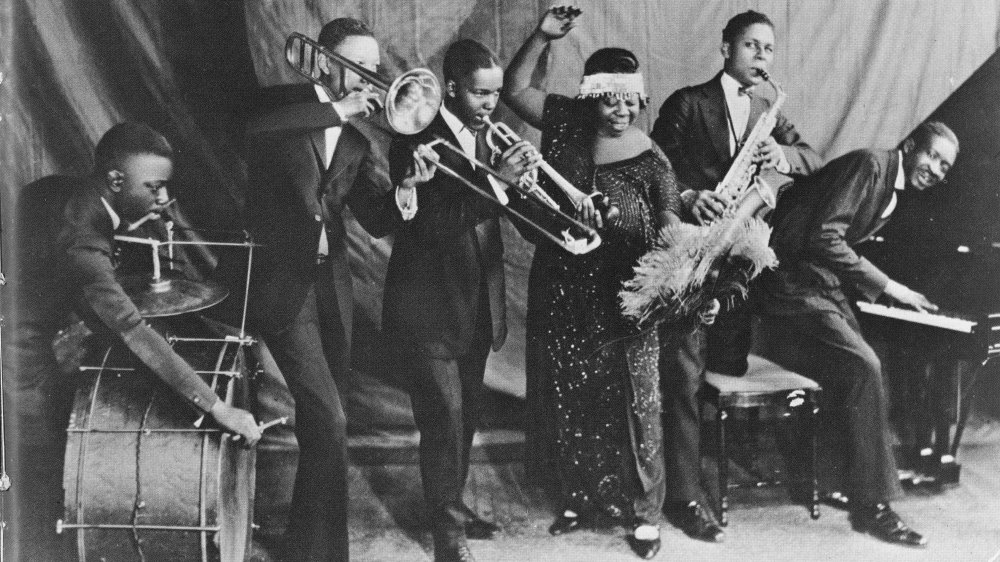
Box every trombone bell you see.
[285,32,442,135]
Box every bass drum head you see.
[63,338,256,561]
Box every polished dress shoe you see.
[627,518,661,559]
[821,491,850,511]
[850,503,927,547]
[548,512,584,536]
[665,501,725,543]
[460,505,500,539]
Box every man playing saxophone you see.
[649,9,822,543]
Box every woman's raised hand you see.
[538,6,580,39]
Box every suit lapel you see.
[327,125,364,183]
[701,77,734,161]
[862,150,900,239]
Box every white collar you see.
[439,104,474,140]
[895,150,905,190]
[720,72,750,99]
[100,197,121,230]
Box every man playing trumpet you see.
[380,39,540,562]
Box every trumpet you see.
[483,117,620,223]
[285,32,441,135]
[421,137,602,255]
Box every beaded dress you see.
[524,94,681,522]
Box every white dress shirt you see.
[396,105,508,220]
[720,71,790,173]
[101,197,121,230]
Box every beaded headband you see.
[577,72,648,103]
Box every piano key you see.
[856,301,978,333]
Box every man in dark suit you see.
[384,39,539,562]
[239,18,394,561]
[756,121,958,547]
[649,10,823,542]
[5,122,261,561]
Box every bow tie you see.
[737,86,753,98]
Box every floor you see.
[250,413,1000,562]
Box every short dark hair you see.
[318,17,373,51]
[93,122,173,174]
[905,120,960,154]
[583,47,640,76]
[443,39,500,85]
[722,10,774,44]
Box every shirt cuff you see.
[330,100,348,122]
[487,176,510,206]
[396,185,417,220]
[775,147,790,174]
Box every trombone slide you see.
[422,138,601,255]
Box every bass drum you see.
[61,336,256,561]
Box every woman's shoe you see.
[628,519,661,559]
[548,510,584,536]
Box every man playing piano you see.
[756,120,959,547]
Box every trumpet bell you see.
[385,69,442,135]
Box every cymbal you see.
[119,273,229,318]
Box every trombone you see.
[483,117,620,222]
[285,32,441,135]
[284,32,600,255]
[422,138,602,255]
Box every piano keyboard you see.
[856,301,978,333]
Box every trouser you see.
[757,308,900,505]
[403,305,491,549]
[659,325,707,504]
[266,271,350,561]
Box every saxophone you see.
[714,69,786,222]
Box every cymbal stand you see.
[0,68,10,561]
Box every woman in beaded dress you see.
[503,9,682,559]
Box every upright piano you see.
[855,50,1000,485]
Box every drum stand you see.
[0,68,10,557]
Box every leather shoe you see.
[548,512,584,536]
[627,519,661,559]
[665,501,725,543]
[435,543,477,562]
[821,491,850,511]
[460,505,500,539]
[850,503,927,547]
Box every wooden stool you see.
[699,354,822,525]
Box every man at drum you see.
[383,40,540,562]
[4,121,261,561]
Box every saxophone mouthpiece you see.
[753,68,770,81]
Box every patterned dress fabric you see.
[524,94,681,521]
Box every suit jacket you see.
[758,149,900,315]
[12,176,218,409]
[243,85,394,339]
[650,72,821,197]
[383,113,510,358]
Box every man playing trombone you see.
[233,17,393,561]
[379,39,541,562]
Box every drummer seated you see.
[7,122,261,560]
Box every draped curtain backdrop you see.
[3,1,999,399]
